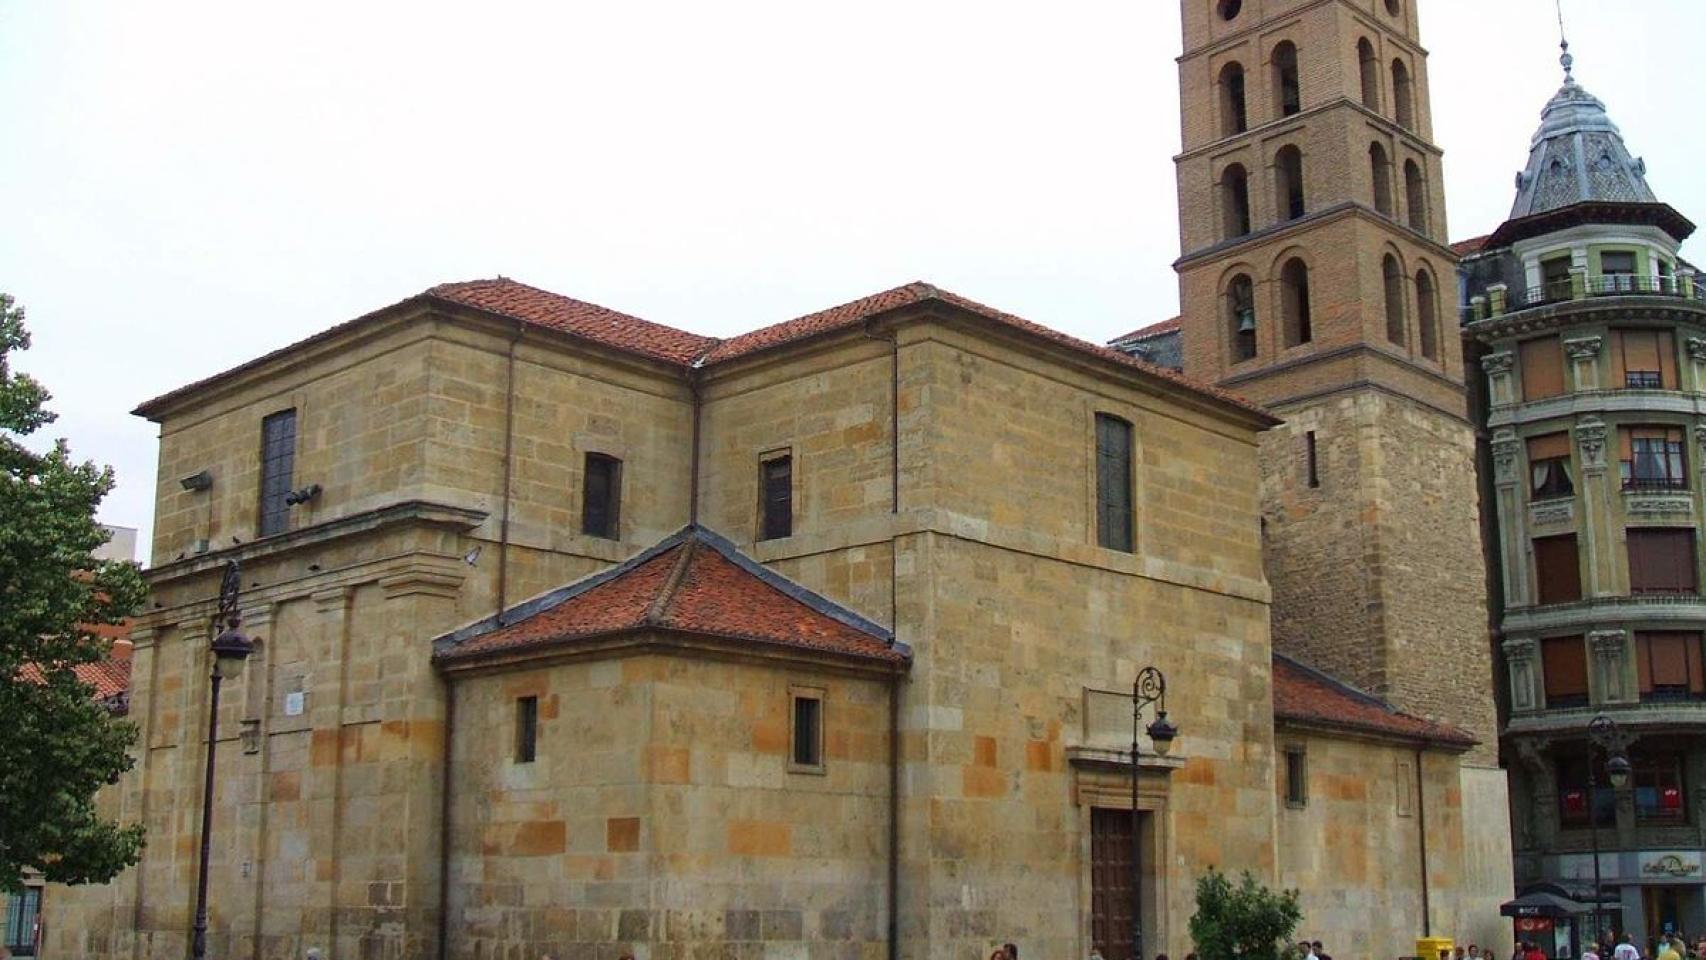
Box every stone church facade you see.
[41,2,1524,960]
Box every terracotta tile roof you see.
[1451,234,1492,258]
[435,525,907,667]
[17,658,133,711]
[1271,653,1476,749]
[138,278,1274,425]
[427,279,716,365]
[1109,316,1181,343]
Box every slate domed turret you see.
[1509,49,1658,218]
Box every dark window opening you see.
[1404,160,1427,233]
[581,453,623,540]
[1527,433,1574,501]
[1280,258,1312,345]
[1540,255,1574,302]
[1227,274,1257,363]
[1632,750,1689,823]
[1357,39,1380,110]
[1416,270,1439,360]
[1305,431,1320,489]
[1095,414,1134,553]
[4,887,41,958]
[1284,749,1307,806]
[1273,42,1301,117]
[1391,58,1414,130]
[1627,528,1697,596]
[759,453,793,541]
[1220,164,1251,239]
[1217,0,1242,21]
[1533,534,1583,605]
[791,693,823,768]
[1219,62,1248,136]
[1275,145,1305,220]
[259,409,298,538]
[1601,251,1638,292]
[1370,142,1393,215]
[1620,427,1687,491]
[1557,753,1616,828]
[515,696,538,763]
[1383,254,1407,346]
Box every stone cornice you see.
[1465,296,1706,344]
[434,628,908,681]
[1488,389,1706,429]
[1501,596,1706,635]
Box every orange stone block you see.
[647,745,690,783]
[751,719,788,755]
[510,820,567,857]
[962,765,1006,798]
[310,728,340,768]
[606,817,641,853]
[269,771,300,801]
[974,736,997,768]
[1024,740,1052,772]
[728,820,791,857]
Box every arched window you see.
[1273,42,1301,117]
[1416,269,1440,360]
[1220,164,1252,239]
[1219,62,1248,136]
[1275,145,1305,221]
[1369,143,1393,216]
[1392,58,1415,129]
[1405,159,1428,233]
[1227,274,1257,362]
[1383,254,1407,346]
[1357,39,1380,110]
[1280,258,1312,346]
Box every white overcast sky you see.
[2,1,1702,562]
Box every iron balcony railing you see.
[1463,273,1706,323]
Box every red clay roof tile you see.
[1272,654,1476,748]
[18,657,132,707]
[1110,316,1181,343]
[1451,234,1492,258]
[435,526,906,666]
[427,278,716,365]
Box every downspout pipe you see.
[1416,745,1431,937]
[494,321,522,622]
[888,674,901,960]
[436,680,457,960]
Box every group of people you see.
[1566,931,1706,960]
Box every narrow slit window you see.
[259,409,298,538]
[1095,414,1134,552]
[791,692,823,770]
[1305,431,1320,489]
[581,453,623,539]
[515,696,538,763]
[759,453,793,541]
[1284,748,1307,807]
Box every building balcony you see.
[1505,696,1706,736]
[1502,594,1706,635]
[1466,273,1706,326]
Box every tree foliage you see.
[1188,868,1304,960]
[0,291,147,891]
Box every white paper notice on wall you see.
[284,691,305,717]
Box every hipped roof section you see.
[134,278,1274,426]
[1271,653,1477,750]
[433,525,907,670]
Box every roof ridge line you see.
[646,537,698,625]
[1273,651,1400,713]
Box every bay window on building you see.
[1611,329,1677,390]
[1635,632,1706,703]
[1533,533,1583,604]
[1520,336,1566,401]
[1620,426,1687,490]
[1542,635,1589,708]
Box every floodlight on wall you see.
[284,483,322,506]
[180,470,213,492]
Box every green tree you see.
[0,292,147,891]
[1188,868,1304,960]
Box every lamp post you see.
[191,561,254,960]
[1585,715,1631,948]
[1130,666,1178,960]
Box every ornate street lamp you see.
[192,561,254,960]
[1130,666,1178,960]
[1585,715,1631,946]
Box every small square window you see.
[789,689,824,772]
[515,696,538,764]
[1284,747,1307,807]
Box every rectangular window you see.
[1527,432,1574,500]
[581,453,622,540]
[790,690,823,770]
[515,696,538,763]
[3,887,41,957]
[1095,414,1134,553]
[1635,633,1705,702]
[1283,747,1307,808]
[1633,751,1687,824]
[1305,431,1320,489]
[1611,329,1678,390]
[1519,337,1566,401]
[1619,426,1687,490]
[1533,534,1583,605]
[1540,255,1573,302]
[1557,754,1615,828]
[258,409,298,537]
[1600,250,1638,291]
[759,453,793,541]
[1396,760,1414,817]
[1628,528,1698,596]
[1541,635,1590,708]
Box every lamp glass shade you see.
[1606,754,1631,790]
[211,629,253,680]
[1146,713,1179,757]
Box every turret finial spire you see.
[1556,0,1574,81]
